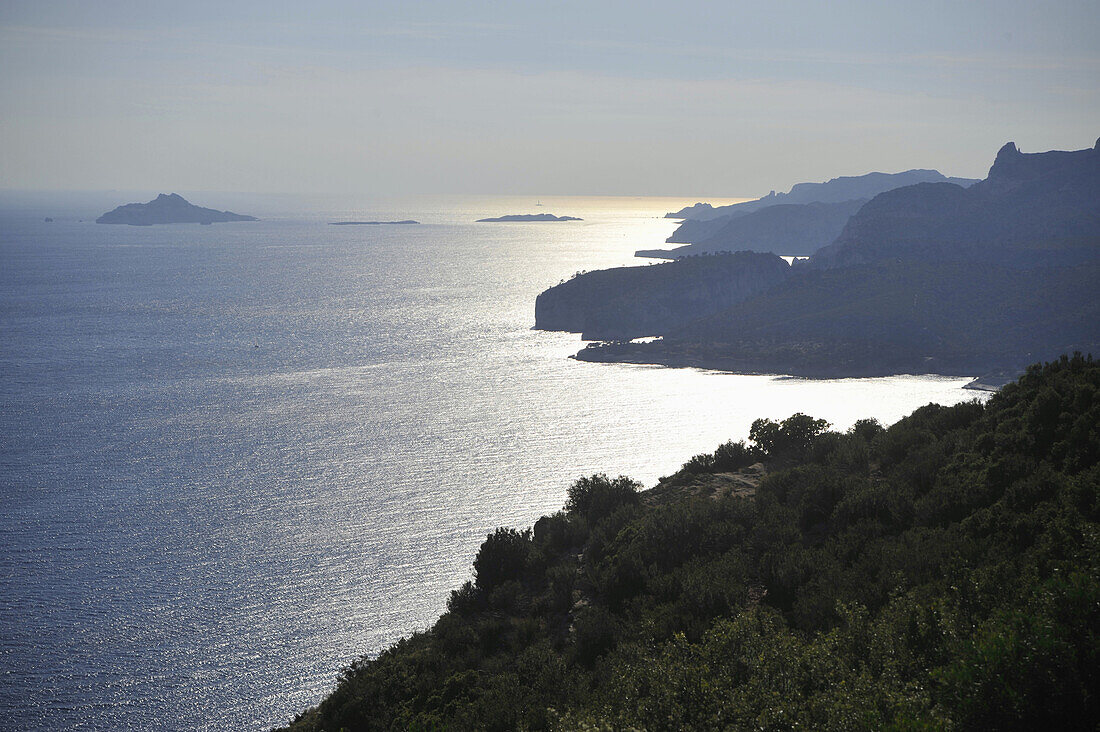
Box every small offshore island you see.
[477,213,582,222]
[95,193,258,225]
[328,220,419,225]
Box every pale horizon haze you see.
[1,0,1098,197]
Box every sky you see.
[0,1,1097,197]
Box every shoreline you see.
[571,340,1021,386]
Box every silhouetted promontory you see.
[574,261,1100,377]
[541,138,1100,378]
[95,193,258,225]
[535,252,791,341]
[665,169,979,222]
[810,139,1100,269]
[638,199,867,259]
[477,214,582,222]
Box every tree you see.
[474,527,531,592]
[564,474,640,524]
[750,413,830,458]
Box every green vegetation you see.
[284,354,1099,731]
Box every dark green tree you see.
[473,527,531,593]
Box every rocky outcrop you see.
[534,252,791,341]
[563,137,1100,378]
[477,214,582,222]
[574,262,1100,377]
[641,199,867,259]
[329,220,419,225]
[811,139,1100,270]
[96,193,257,225]
[664,216,734,244]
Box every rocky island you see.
[328,220,419,225]
[476,213,582,222]
[95,193,258,225]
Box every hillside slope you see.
[281,355,1100,731]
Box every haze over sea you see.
[0,195,983,730]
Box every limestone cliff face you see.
[534,252,791,341]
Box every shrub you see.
[564,474,640,525]
[474,527,532,592]
[750,413,830,459]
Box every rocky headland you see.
[541,138,1100,379]
[638,199,867,259]
[535,252,791,341]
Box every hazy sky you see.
[1,1,1097,196]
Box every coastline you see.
[571,340,1021,383]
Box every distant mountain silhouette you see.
[637,199,866,259]
[811,139,1100,269]
[540,138,1100,377]
[96,193,258,225]
[665,169,978,222]
[477,214,582,222]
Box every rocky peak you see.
[982,138,1098,194]
[986,141,1024,182]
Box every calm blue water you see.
[0,195,982,729]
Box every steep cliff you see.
[534,252,791,341]
[811,139,1100,269]
[572,138,1100,377]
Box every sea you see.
[0,193,985,730]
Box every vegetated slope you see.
[642,199,866,257]
[534,251,791,341]
[281,355,1099,731]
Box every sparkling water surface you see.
[0,195,983,729]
